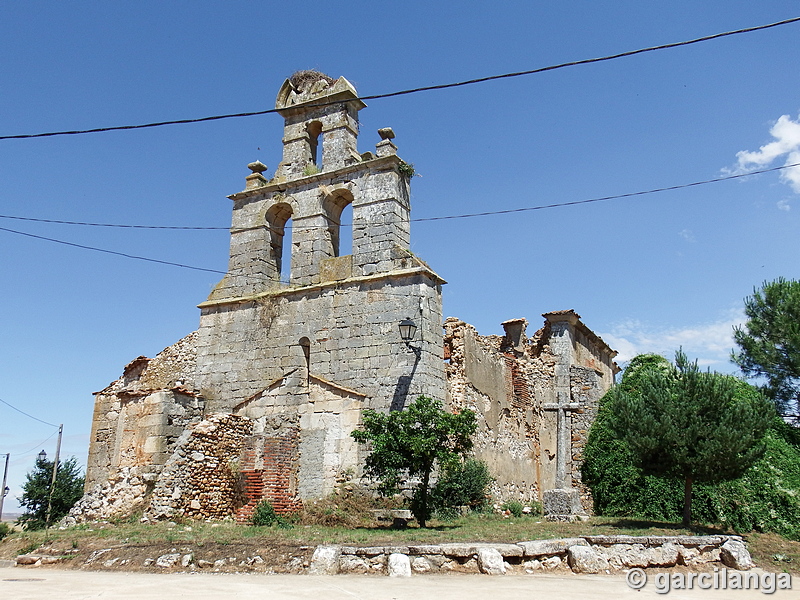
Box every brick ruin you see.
[67,72,618,524]
[444,311,618,512]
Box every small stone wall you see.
[311,535,752,576]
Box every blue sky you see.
[1,2,799,512]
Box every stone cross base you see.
[543,488,586,522]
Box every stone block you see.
[542,488,584,516]
[567,545,609,574]
[387,553,411,577]
[720,539,753,570]
[517,538,588,558]
[477,548,506,575]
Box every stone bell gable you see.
[196,71,445,417]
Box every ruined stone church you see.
[69,72,618,524]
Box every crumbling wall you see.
[73,333,204,523]
[144,414,253,521]
[445,313,616,511]
[444,318,546,504]
[237,416,303,521]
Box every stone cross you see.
[543,391,580,489]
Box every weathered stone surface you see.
[647,542,680,567]
[543,488,584,516]
[517,538,588,557]
[0,559,15,568]
[16,555,39,565]
[410,556,433,573]
[387,553,411,577]
[541,556,562,569]
[439,543,475,558]
[309,545,341,575]
[339,555,368,573]
[567,545,609,573]
[408,545,443,555]
[720,539,753,570]
[477,548,506,575]
[155,553,181,568]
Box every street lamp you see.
[38,450,47,462]
[398,317,417,343]
[2,486,7,498]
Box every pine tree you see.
[733,277,800,421]
[609,351,773,526]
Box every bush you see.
[250,501,291,528]
[501,500,524,518]
[0,522,11,541]
[430,458,493,519]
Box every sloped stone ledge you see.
[325,535,751,576]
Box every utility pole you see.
[0,453,9,522]
[44,424,63,530]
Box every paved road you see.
[0,565,794,599]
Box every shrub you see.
[0,522,11,541]
[501,500,524,518]
[430,459,492,519]
[250,501,290,528]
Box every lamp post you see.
[0,453,9,523]
[45,425,63,530]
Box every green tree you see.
[17,455,84,530]
[351,395,476,527]
[608,350,772,526]
[733,277,800,421]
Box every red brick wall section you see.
[236,427,302,523]
[504,353,531,411]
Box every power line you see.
[15,430,60,458]
[2,161,798,233]
[0,397,59,428]
[410,161,800,223]
[0,214,227,229]
[0,226,227,274]
[2,17,798,141]
[1,161,796,275]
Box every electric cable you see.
[1,17,798,141]
[2,161,797,231]
[0,397,59,428]
[0,226,227,274]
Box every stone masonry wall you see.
[144,414,253,521]
[78,333,204,522]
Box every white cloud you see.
[777,198,792,212]
[678,228,695,242]
[730,113,800,195]
[598,309,744,370]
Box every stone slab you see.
[517,538,589,558]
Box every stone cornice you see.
[228,155,401,202]
[198,265,446,309]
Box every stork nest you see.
[289,70,336,93]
